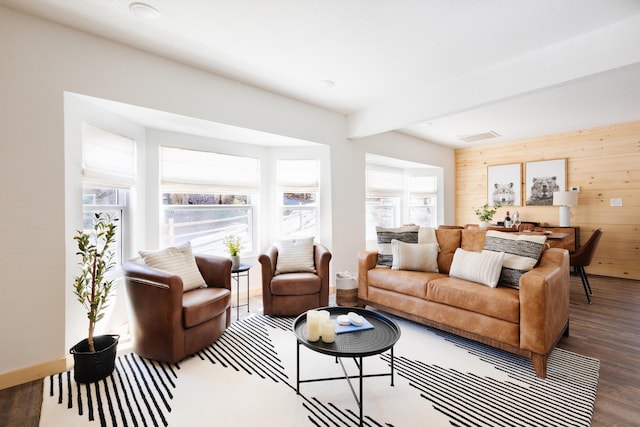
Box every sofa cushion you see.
[483,230,547,289]
[182,287,231,328]
[391,240,439,272]
[368,268,445,299]
[376,225,419,267]
[434,228,462,274]
[270,272,321,295]
[139,242,206,292]
[426,276,520,323]
[461,228,488,252]
[275,236,316,274]
[449,248,505,288]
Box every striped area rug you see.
[41,313,599,426]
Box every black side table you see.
[231,263,251,320]
[293,307,401,427]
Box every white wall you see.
[0,6,453,376]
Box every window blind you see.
[409,175,437,196]
[82,124,137,187]
[366,167,403,196]
[277,159,319,192]
[160,146,259,193]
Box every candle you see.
[306,310,320,342]
[318,310,330,321]
[321,318,335,343]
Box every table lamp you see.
[553,191,578,227]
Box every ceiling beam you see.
[346,14,640,139]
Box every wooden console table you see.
[537,226,579,251]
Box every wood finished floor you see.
[1,274,638,426]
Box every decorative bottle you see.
[504,211,512,228]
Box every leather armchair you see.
[122,254,232,363]
[259,243,331,316]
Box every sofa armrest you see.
[519,248,570,355]
[357,251,379,301]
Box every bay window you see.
[160,147,258,255]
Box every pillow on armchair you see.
[275,236,316,274]
[138,242,206,291]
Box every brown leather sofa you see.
[259,243,331,316]
[358,228,570,378]
[122,254,232,363]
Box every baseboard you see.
[0,356,71,390]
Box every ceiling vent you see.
[458,131,501,143]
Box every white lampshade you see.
[553,191,578,227]
[553,191,579,207]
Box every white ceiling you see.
[3,0,640,148]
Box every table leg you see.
[235,272,240,320]
[359,356,363,427]
[296,341,300,394]
[391,345,394,386]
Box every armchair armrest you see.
[195,254,232,291]
[357,250,379,301]
[259,245,278,284]
[314,243,332,281]
[519,248,570,355]
[122,259,184,293]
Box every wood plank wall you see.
[455,120,640,280]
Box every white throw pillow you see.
[483,230,547,289]
[275,236,316,274]
[138,242,206,292]
[391,239,439,272]
[449,248,505,288]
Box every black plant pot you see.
[70,334,119,384]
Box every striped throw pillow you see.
[391,239,439,272]
[139,242,206,292]
[275,237,316,274]
[449,248,505,288]
[483,230,547,289]
[376,225,419,267]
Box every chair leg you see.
[577,266,592,304]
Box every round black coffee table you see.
[293,307,400,427]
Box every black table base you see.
[293,307,400,427]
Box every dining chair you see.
[569,228,604,304]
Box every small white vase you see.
[231,255,240,270]
[479,221,489,228]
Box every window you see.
[408,175,437,227]
[278,159,319,238]
[365,167,403,240]
[365,165,439,239]
[82,187,127,267]
[81,124,136,270]
[160,147,258,255]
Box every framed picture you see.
[525,159,567,206]
[487,163,522,206]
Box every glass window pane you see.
[162,193,248,206]
[281,208,316,237]
[283,193,316,206]
[81,209,123,267]
[162,206,253,255]
[365,196,400,240]
[83,187,118,205]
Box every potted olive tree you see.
[70,212,120,383]
[223,234,242,269]
[473,203,501,228]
